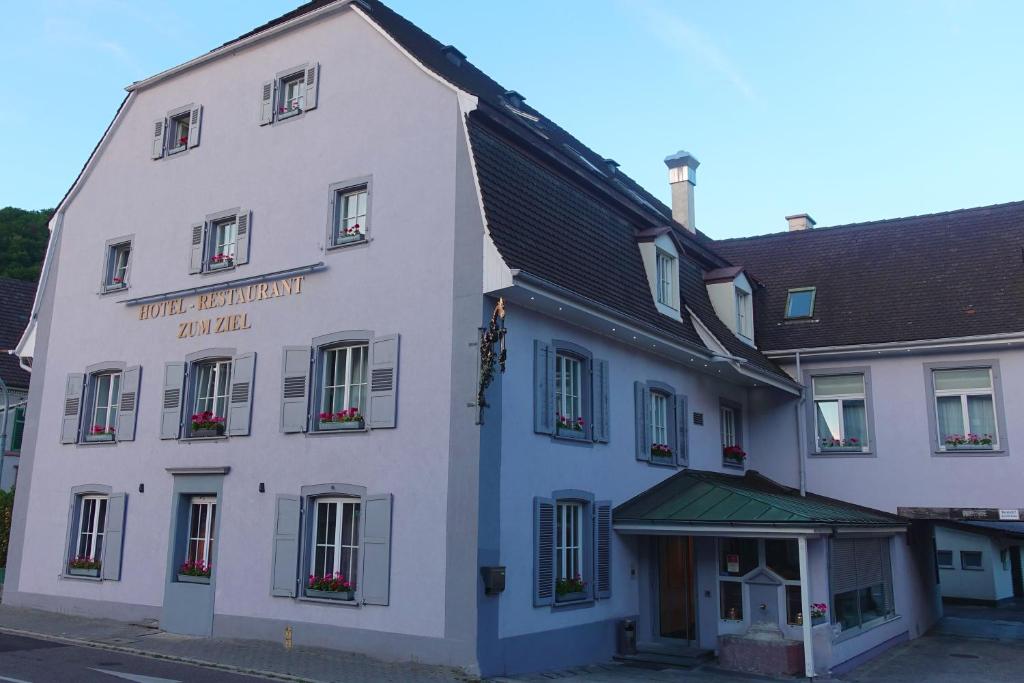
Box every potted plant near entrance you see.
[191,412,226,438]
[68,556,101,577]
[555,574,587,602]
[318,408,364,431]
[177,560,212,584]
[306,572,354,600]
[810,602,828,625]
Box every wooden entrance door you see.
[657,536,696,643]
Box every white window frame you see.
[960,550,983,570]
[936,549,954,569]
[310,496,361,586]
[720,405,737,447]
[87,371,121,439]
[555,353,583,424]
[318,344,369,420]
[650,391,669,448]
[186,495,217,567]
[333,186,368,244]
[76,495,108,562]
[192,359,232,423]
[735,288,751,338]
[278,71,306,118]
[812,374,870,452]
[555,501,583,583]
[210,217,238,265]
[785,287,816,319]
[933,368,999,451]
[167,111,191,154]
[655,249,676,308]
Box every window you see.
[74,495,107,569]
[186,496,217,570]
[721,406,737,447]
[936,549,954,569]
[720,580,743,621]
[720,401,745,467]
[635,381,685,465]
[209,217,237,270]
[168,111,191,153]
[103,241,131,291]
[655,250,676,308]
[279,72,306,118]
[260,63,318,126]
[9,405,25,453]
[85,371,121,442]
[736,289,751,338]
[765,539,800,580]
[650,391,669,457]
[189,209,250,275]
[310,497,360,590]
[719,538,758,577]
[961,550,983,570]
[813,374,869,452]
[191,359,231,437]
[785,287,816,319]
[933,368,999,451]
[831,538,895,634]
[315,344,368,430]
[555,352,583,435]
[555,501,584,600]
[331,185,368,246]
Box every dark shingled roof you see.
[713,201,1024,350]
[615,469,903,527]
[0,277,36,390]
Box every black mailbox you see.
[480,566,506,595]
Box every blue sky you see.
[2,0,1022,238]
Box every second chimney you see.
[786,213,816,231]
[664,151,700,233]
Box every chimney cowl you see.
[785,213,816,231]
[604,158,620,175]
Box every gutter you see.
[765,331,1024,360]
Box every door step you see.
[613,647,714,669]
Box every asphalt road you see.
[0,631,276,683]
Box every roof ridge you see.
[715,198,1024,244]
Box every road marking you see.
[90,670,181,683]
[0,676,34,683]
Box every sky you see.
[2,0,1023,239]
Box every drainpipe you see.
[795,351,807,496]
[798,536,815,678]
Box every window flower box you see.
[810,603,828,625]
[207,254,234,271]
[723,445,747,466]
[68,557,101,577]
[820,437,863,451]
[335,224,365,246]
[178,560,211,583]
[651,443,673,459]
[177,573,211,584]
[318,409,364,431]
[944,434,993,450]
[86,426,115,442]
[555,414,585,435]
[278,103,301,120]
[191,412,225,438]
[555,574,586,602]
[307,573,353,600]
[306,588,355,601]
[69,567,101,578]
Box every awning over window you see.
[614,470,906,537]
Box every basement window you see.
[785,287,816,319]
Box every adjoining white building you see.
[934,522,1024,605]
[0,276,35,491]
[5,0,949,678]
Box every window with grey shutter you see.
[280,346,312,433]
[634,381,650,461]
[359,493,393,605]
[303,62,319,111]
[594,500,612,599]
[592,359,610,443]
[61,373,85,444]
[187,105,203,148]
[188,223,205,274]
[533,341,554,435]
[116,366,141,442]
[368,334,399,429]
[675,394,689,466]
[227,352,255,436]
[533,496,555,606]
[270,495,301,597]
[151,119,165,159]
[101,492,127,581]
[160,362,186,439]
[259,80,275,125]
[234,209,251,266]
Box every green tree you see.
[0,207,53,282]
[0,487,13,571]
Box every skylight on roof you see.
[785,287,816,319]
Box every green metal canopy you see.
[614,470,904,529]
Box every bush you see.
[0,487,14,569]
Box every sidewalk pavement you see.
[0,605,471,683]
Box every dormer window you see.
[785,287,816,319]
[656,250,677,308]
[735,289,751,339]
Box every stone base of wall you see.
[718,634,804,677]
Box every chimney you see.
[785,213,816,231]
[664,151,700,233]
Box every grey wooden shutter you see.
[187,104,203,148]
[303,62,319,111]
[188,223,205,274]
[675,394,689,466]
[533,496,555,606]
[280,346,311,433]
[634,381,650,461]
[592,359,610,443]
[594,500,612,599]
[228,352,256,436]
[116,365,141,442]
[368,334,399,429]
[151,119,165,159]
[360,493,393,605]
[270,495,301,597]
[61,373,85,444]
[533,340,554,435]
[101,493,127,581]
[259,80,275,125]
[234,209,251,265]
[160,362,186,439]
